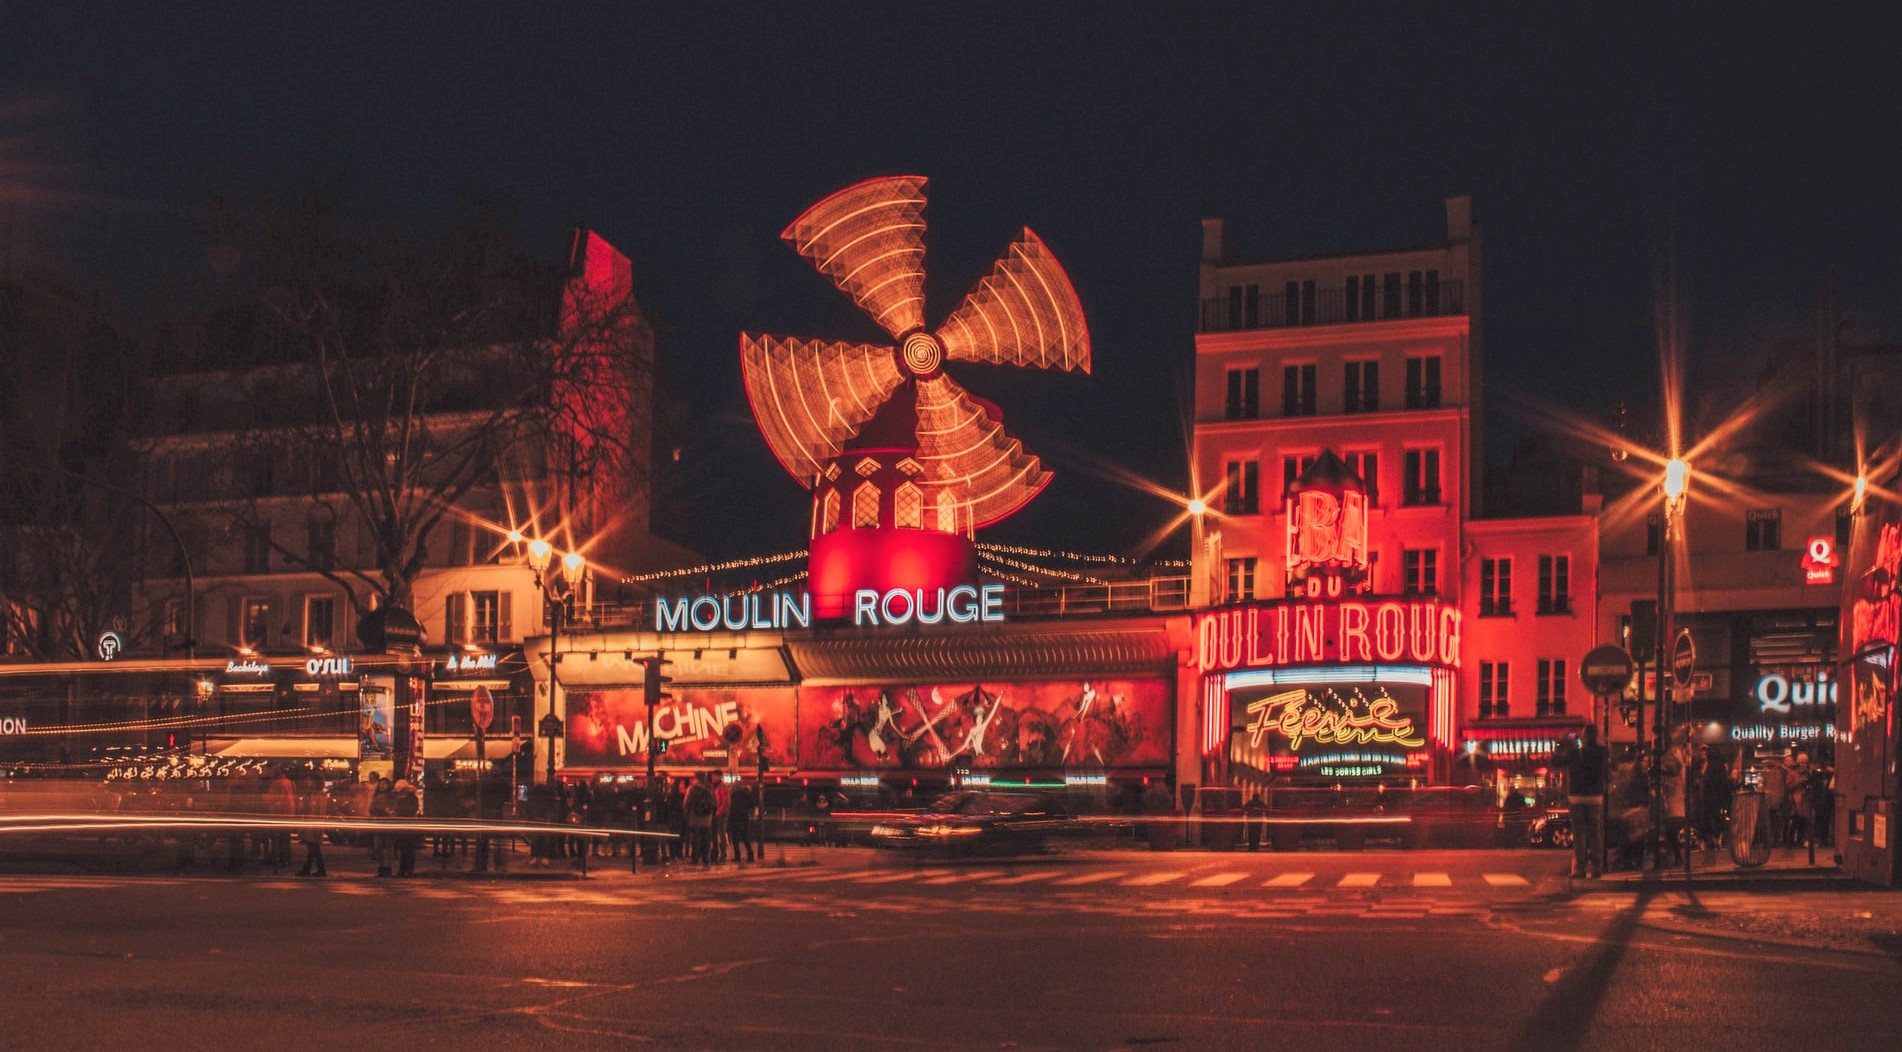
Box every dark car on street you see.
[867,790,1076,857]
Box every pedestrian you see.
[391,779,420,877]
[712,776,732,863]
[1661,736,1689,865]
[1700,747,1733,849]
[297,780,328,878]
[666,779,687,861]
[728,780,756,863]
[1243,790,1267,852]
[685,774,716,865]
[371,776,395,877]
[1566,726,1608,878]
[264,765,297,870]
[1760,753,1789,846]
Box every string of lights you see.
[975,558,1038,588]
[716,570,809,597]
[976,542,1178,566]
[979,551,1100,584]
[621,550,809,583]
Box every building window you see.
[1345,451,1379,505]
[1645,513,1661,557]
[821,488,841,534]
[304,595,336,650]
[1538,555,1571,614]
[1361,273,1377,319]
[445,593,467,645]
[1225,557,1257,603]
[243,523,272,574]
[1383,272,1402,317]
[1403,548,1438,595]
[1225,367,1260,420]
[1480,557,1512,616]
[1481,661,1510,718]
[1244,284,1260,328]
[1537,659,1567,717]
[1281,363,1316,416]
[1405,355,1443,409]
[307,514,336,572]
[1425,270,1441,313]
[1345,276,1360,322]
[1402,448,1441,506]
[1225,460,1260,515]
[1280,454,1316,493]
[894,483,923,529]
[238,597,270,650]
[1345,360,1379,412]
[852,482,880,528]
[470,590,504,644]
[1746,509,1781,551]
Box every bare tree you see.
[172,194,651,619]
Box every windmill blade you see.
[914,373,1051,529]
[779,175,929,341]
[740,335,904,484]
[937,228,1091,374]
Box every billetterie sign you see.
[657,585,1007,632]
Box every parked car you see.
[868,790,1077,857]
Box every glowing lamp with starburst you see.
[741,176,1092,618]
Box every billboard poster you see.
[565,686,795,769]
[799,679,1171,771]
[1228,676,1430,781]
[358,675,395,763]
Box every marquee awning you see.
[787,623,1178,684]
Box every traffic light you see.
[654,737,669,755]
[1628,600,1658,663]
[643,654,674,708]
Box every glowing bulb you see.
[506,529,523,545]
[526,538,553,573]
[1854,474,1868,511]
[1663,458,1690,501]
[1187,498,1207,516]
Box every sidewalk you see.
[1574,845,1853,892]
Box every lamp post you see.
[527,538,586,786]
[1651,457,1689,869]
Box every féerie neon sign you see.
[1243,688,1425,751]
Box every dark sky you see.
[5,3,1898,562]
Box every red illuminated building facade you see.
[1188,198,1597,791]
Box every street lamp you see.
[527,538,586,786]
[1651,457,1690,869]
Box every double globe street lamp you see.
[525,537,586,786]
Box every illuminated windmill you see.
[741,176,1092,617]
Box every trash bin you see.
[1728,789,1771,867]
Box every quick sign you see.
[1197,599,1461,673]
[1754,670,1837,715]
[1800,535,1839,585]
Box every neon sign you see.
[656,585,1005,631]
[1754,670,1836,715]
[1197,599,1461,673]
[1800,535,1839,585]
[0,716,26,736]
[1286,489,1368,578]
[225,659,271,675]
[1243,688,1425,751]
[305,656,353,677]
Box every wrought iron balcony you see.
[1201,280,1464,334]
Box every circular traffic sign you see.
[1579,644,1635,696]
[470,685,495,732]
[1671,629,1697,690]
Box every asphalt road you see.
[2,846,1899,1051]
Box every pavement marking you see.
[1122,871,1188,887]
[1189,872,1250,888]
[1413,872,1453,887]
[1482,873,1530,887]
[987,871,1063,886]
[1054,870,1126,886]
[1337,872,1381,888]
[920,870,1006,885]
[1262,872,1314,888]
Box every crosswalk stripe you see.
[855,870,939,884]
[921,870,1006,885]
[793,870,874,883]
[1054,871,1126,886]
[1263,872,1314,888]
[1413,872,1453,887]
[988,871,1063,886]
[1122,871,1187,887]
[1190,872,1250,888]
[1482,873,1530,887]
[1338,873,1381,888]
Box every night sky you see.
[5,4,1898,563]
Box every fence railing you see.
[1201,280,1464,333]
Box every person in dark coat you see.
[1243,791,1267,852]
[1566,726,1608,878]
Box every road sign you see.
[1670,629,1696,690]
[470,685,495,732]
[1579,644,1635,696]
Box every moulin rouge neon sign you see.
[1244,688,1425,752]
[1197,599,1461,674]
[655,585,1006,632]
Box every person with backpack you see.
[685,774,716,866]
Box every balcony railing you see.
[1201,280,1464,334]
